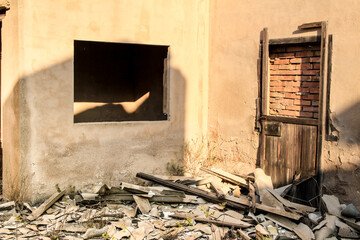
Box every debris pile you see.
[0,168,359,239]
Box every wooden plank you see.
[269,36,320,45]
[209,182,225,199]
[261,28,269,116]
[136,172,246,210]
[171,214,251,229]
[133,195,151,214]
[316,22,328,206]
[27,190,66,221]
[200,167,248,188]
[298,22,322,29]
[266,188,316,213]
[0,201,15,211]
[261,115,317,126]
[237,229,251,240]
[325,35,336,141]
[162,57,168,115]
[225,195,302,220]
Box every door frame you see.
[258,22,329,200]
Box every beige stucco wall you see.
[2,0,359,205]
[2,0,209,202]
[209,0,360,205]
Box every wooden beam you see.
[261,115,318,126]
[325,35,337,141]
[261,28,270,116]
[269,36,320,45]
[27,190,66,221]
[136,172,246,210]
[298,22,322,29]
[316,21,328,208]
[225,195,302,221]
[200,167,248,188]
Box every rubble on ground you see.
[0,168,358,239]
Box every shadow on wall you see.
[333,100,360,144]
[2,55,187,201]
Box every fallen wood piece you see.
[121,182,162,195]
[322,195,341,216]
[0,201,15,211]
[200,167,248,188]
[274,184,292,196]
[265,214,314,240]
[339,216,360,232]
[266,188,316,213]
[136,172,246,210]
[210,182,225,199]
[171,213,251,228]
[237,229,251,240]
[102,194,187,203]
[27,190,66,221]
[254,168,273,202]
[133,195,151,214]
[225,195,302,221]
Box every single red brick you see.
[274,59,290,65]
[299,111,314,118]
[269,97,277,103]
[290,58,310,64]
[314,51,321,56]
[270,47,286,53]
[302,70,320,75]
[296,64,312,70]
[295,76,312,81]
[270,92,285,98]
[282,81,302,87]
[270,64,279,70]
[310,88,319,93]
[270,103,285,109]
[302,94,319,100]
[303,106,319,112]
[278,110,298,116]
[312,100,319,106]
[276,52,295,58]
[270,87,282,92]
[295,51,314,57]
[270,81,282,86]
[278,98,293,105]
[302,82,319,87]
[279,64,296,70]
[298,87,310,93]
[286,105,302,111]
[293,100,311,106]
[285,93,302,99]
[310,57,320,63]
[312,64,320,69]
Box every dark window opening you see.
[74,40,169,123]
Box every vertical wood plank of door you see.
[301,125,317,175]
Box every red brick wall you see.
[269,43,320,119]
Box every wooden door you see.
[259,27,326,201]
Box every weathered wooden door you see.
[259,27,327,199]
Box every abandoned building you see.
[0,0,358,209]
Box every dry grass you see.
[166,136,255,177]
